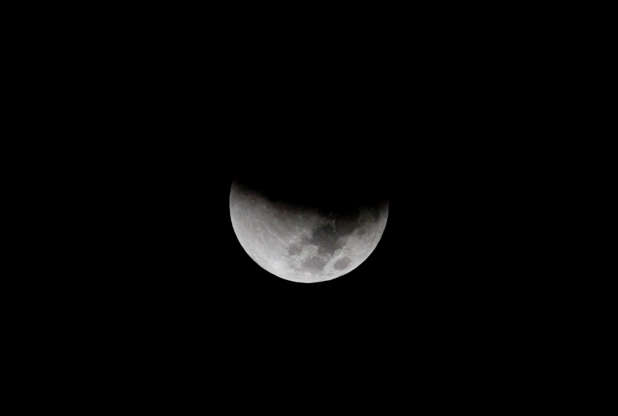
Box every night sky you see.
[64,13,541,397]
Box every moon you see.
[229,181,388,283]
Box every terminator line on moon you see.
[229,182,389,283]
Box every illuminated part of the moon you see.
[229,182,388,283]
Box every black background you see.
[35,6,560,402]
[93,72,528,368]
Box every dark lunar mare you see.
[302,256,327,272]
[334,257,351,270]
[301,209,364,259]
[303,223,343,257]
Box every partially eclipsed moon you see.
[229,182,388,283]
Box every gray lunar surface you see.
[229,182,388,283]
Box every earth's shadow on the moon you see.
[232,172,388,218]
